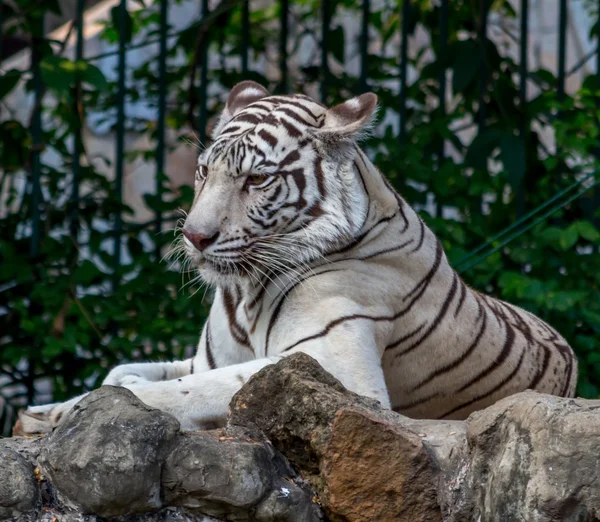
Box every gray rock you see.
[0,445,39,520]
[163,429,322,521]
[41,386,180,518]
[455,390,600,522]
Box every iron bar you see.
[438,0,448,156]
[155,0,168,258]
[595,0,600,232]
[241,0,249,74]
[517,0,529,217]
[478,0,489,131]
[70,0,85,237]
[30,13,44,259]
[112,0,127,291]
[198,0,209,144]
[320,0,330,103]
[399,0,410,141]
[278,0,289,93]
[557,0,567,103]
[360,0,370,93]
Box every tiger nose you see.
[182,228,220,252]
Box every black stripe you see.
[441,343,527,419]
[314,156,327,198]
[258,129,278,148]
[265,268,344,355]
[354,239,414,260]
[411,299,486,392]
[279,117,303,138]
[329,213,398,256]
[392,272,459,357]
[408,218,426,253]
[222,289,254,352]
[190,358,195,375]
[282,243,445,352]
[393,391,441,413]
[383,322,427,352]
[403,239,443,302]
[456,321,516,393]
[454,278,468,318]
[528,343,550,390]
[205,320,216,370]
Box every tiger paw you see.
[13,397,82,436]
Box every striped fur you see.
[15,82,577,434]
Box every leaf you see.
[40,56,75,94]
[558,224,579,251]
[452,40,479,93]
[110,5,134,44]
[575,221,600,243]
[499,133,525,188]
[0,69,22,100]
[79,62,107,90]
[329,26,345,64]
[465,129,503,170]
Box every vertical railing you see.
[30,14,43,260]
[241,0,250,75]
[517,0,529,218]
[155,0,168,258]
[398,0,409,142]
[557,0,567,103]
[478,0,488,131]
[436,0,449,218]
[198,0,209,145]
[70,0,85,237]
[359,0,370,93]
[594,0,600,232]
[278,0,289,94]
[320,0,330,103]
[113,0,127,292]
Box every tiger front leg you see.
[102,358,196,387]
[124,324,391,430]
[13,394,87,436]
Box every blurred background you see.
[0,0,599,435]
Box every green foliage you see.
[0,0,599,433]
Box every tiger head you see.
[182,81,378,286]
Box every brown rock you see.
[321,409,441,522]
[229,353,464,522]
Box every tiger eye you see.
[245,174,270,187]
[195,165,207,184]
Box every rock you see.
[41,386,180,517]
[5,354,600,522]
[455,390,600,522]
[229,353,463,522]
[163,428,322,521]
[0,444,39,520]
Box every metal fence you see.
[1,0,600,432]
[12,0,600,286]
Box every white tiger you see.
[16,81,577,435]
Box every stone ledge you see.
[3,353,600,522]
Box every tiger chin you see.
[15,80,577,436]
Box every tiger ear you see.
[211,81,270,139]
[317,93,378,142]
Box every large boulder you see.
[0,445,39,520]
[41,386,180,517]
[228,353,464,522]
[454,391,600,522]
